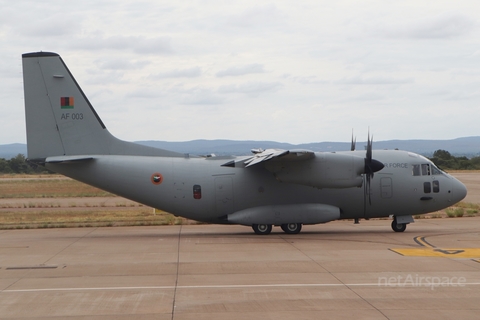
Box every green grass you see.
[0,175,196,229]
[445,207,465,218]
[0,208,192,229]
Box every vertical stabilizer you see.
[22,52,182,159]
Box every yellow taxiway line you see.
[390,236,480,258]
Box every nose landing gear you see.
[391,219,407,232]
[391,215,414,232]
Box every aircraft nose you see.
[451,177,467,204]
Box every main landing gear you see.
[252,223,302,235]
[252,224,272,235]
[281,223,302,234]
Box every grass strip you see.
[0,208,193,229]
[0,179,112,198]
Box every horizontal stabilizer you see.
[45,156,94,164]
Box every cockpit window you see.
[421,164,430,176]
[412,165,420,176]
[413,163,442,176]
[431,165,442,175]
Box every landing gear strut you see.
[391,218,407,232]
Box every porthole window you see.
[193,185,202,199]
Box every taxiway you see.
[1,218,480,319]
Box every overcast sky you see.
[2,0,480,145]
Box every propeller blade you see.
[363,131,384,207]
[365,174,372,205]
[366,131,372,163]
[351,132,356,151]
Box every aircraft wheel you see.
[391,219,407,232]
[281,223,302,234]
[252,224,272,235]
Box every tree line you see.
[0,150,479,174]
[429,150,480,170]
[0,154,50,174]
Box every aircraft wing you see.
[222,148,371,189]
[222,149,314,168]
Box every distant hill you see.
[2,137,479,159]
[0,143,29,160]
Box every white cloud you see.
[218,82,282,96]
[152,67,202,78]
[70,36,174,54]
[2,1,480,144]
[216,64,265,77]
[337,76,414,85]
[180,88,225,105]
[96,58,151,70]
[16,15,82,37]
[220,4,287,31]
[378,12,475,39]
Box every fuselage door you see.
[380,177,393,199]
[215,176,234,216]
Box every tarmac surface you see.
[1,218,480,319]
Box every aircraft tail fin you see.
[22,52,182,160]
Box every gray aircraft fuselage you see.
[47,150,465,223]
[22,51,467,235]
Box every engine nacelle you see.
[265,152,365,189]
[227,203,340,226]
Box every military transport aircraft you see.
[22,52,467,235]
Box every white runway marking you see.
[3,282,480,293]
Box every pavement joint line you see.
[171,224,182,320]
[3,282,480,293]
